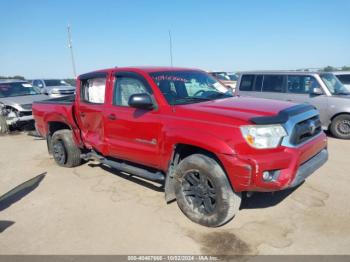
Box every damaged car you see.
[0,80,48,134]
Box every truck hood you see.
[175,96,295,124]
[0,94,49,109]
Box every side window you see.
[337,75,350,85]
[81,77,106,104]
[254,75,263,91]
[240,75,254,91]
[262,75,285,93]
[287,75,319,94]
[114,77,149,106]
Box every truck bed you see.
[34,95,76,105]
[32,95,78,138]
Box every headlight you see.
[240,125,287,149]
[51,89,60,94]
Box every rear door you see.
[259,74,289,101]
[75,72,108,153]
[104,71,163,168]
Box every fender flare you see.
[162,127,236,203]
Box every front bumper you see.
[220,132,328,192]
[289,149,328,188]
[6,115,34,125]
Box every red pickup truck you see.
[33,67,328,227]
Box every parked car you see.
[31,79,76,98]
[208,71,237,90]
[236,71,350,139]
[33,67,327,227]
[0,79,48,134]
[332,71,350,90]
[228,72,239,81]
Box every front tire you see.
[0,115,9,135]
[330,114,350,139]
[51,129,82,167]
[174,154,241,227]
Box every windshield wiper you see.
[210,92,232,98]
[335,92,350,95]
[173,97,212,104]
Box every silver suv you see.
[0,80,48,134]
[32,79,75,98]
[236,71,350,139]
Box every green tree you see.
[0,75,25,80]
[322,66,337,72]
[341,66,350,71]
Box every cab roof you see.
[81,66,203,76]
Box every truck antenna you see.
[67,24,77,78]
[168,30,173,67]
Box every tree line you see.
[2,66,350,82]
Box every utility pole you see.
[168,30,173,67]
[67,24,77,78]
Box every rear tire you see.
[51,129,81,167]
[0,116,9,135]
[330,114,350,139]
[174,154,241,227]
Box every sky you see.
[1,0,349,79]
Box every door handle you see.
[108,114,117,120]
[80,112,86,117]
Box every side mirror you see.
[310,87,323,95]
[128,93,154,110]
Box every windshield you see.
[320,73,350,95]
[44,79,69,86]
[212,72,231,81]
[336,74,350,85]
[150,71,232,105]
[228,74,238,81]
[0,82,40,98]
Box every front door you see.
[104,72,162,169]
[285,75,328,125]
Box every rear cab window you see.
[80,77,107,104]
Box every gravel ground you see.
[0,133,349,255]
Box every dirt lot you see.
[0,132,349,255]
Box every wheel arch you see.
[329,112,350,139]
[328,112,350,130]
[330,112,350,121]
[164,143,234,203]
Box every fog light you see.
[263,171,273,181]
[262,170,281,182]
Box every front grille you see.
[21,104,32,110]
[290,115,322,145]
[19,111,32,117]
[58,90,75,95]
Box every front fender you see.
[161,127,235,170]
